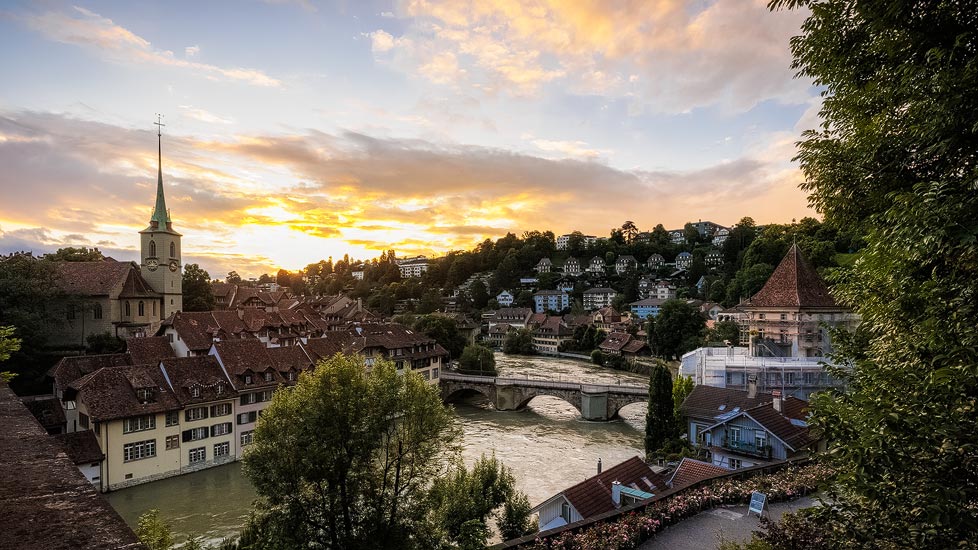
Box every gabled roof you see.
[669,457,730,489]
[118,267,161,299]
[125,336,176,365]
[739,404,814,451]
[211,340,278,388]
[584,287,616,294]
[20,395,66,429]
[630,298,666,307]
[680,385,772,421]
[69,364,181,421]
[558,457,667,519]
[49,353,131,392]
[266,346,314,373]
[746,244,837,308]
[302,333,357,362]
[54,261,140,297]
[159,356,237,406]
[599,332,632,352]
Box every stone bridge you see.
[440,372,647,421]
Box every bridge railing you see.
[440,372,646,395]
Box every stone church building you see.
[51,132,182,348]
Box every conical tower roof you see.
[143,124,179,234]
[747,244,836,308]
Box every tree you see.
[182,264,215,312]
[709,320,741,345]
[135,509,174,550]
[226,271,242,284]
[503,328,534,355]
[43,247,105,262]
[413,315,466,359]
[498,491,535,541]
[767,1,978,547]
[243,353,462,549]
[468,280,489,310]
[621,220,638,244]
[645,363,677,458]
[86,331,125,354]
[651,299,705,360]
[417,289,444,314]
[672,374,694,428]
[0,325,22,383]
[458,344,496,376]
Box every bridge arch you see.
[512,391,583,415]
[613,400,648,421]
[443,386,494,404]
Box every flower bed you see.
[520,462,832,550]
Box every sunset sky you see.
[0,0,819,278]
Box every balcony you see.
[722,438,772,459]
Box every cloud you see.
[371,0,811,113]
[185,45,200,57]
[0,109,812,276]
[21,7,280,87]
[529,138,609,160]
[368,30,396,53]
[179,105,234,124]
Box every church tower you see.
[140,116,183,318]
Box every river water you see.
[106,354,650,543]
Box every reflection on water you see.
[107,354,649,543]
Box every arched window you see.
[138,301,145,316]
[93,303,103,320]
[149,240,156,257]
[125,301,131,317]
[170,242,176,258]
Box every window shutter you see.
[182,430,191,443]
[185,410,191,422]
[202,408,209,419]
[210,425,217,437]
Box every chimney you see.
[611,481,622,506]
[597,458,602,475]
[772,389,782,413]
[747,375,757,399]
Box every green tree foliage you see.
[182,264,215,312]
[458,344,497,376]
[427,454,529,546]
[135,509,174,550]
[708,320,741,345]
[498,492,535,541]
[413,315,467,359]
[590,349,604,366]
[651,299,705,360]
[468,280,489,310]
[645,363,677,458]
[417,289,444,314]
[503,328,535,355]
[0,325,22,383]
[43,246,105,262]
[242,353,461,549]
[226,271,242,284]
[559,324,604,353]
[672,374,694,427]
[85,331,125,354]
[768,1,978,547]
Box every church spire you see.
[150,114,171,230]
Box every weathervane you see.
[154,113,165,136]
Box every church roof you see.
[746,244,837,308]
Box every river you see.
[106,354,650,543]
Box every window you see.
[136,388,155,403]
[260,390,274,402]
[244,374,253,384]
[210,403,232,417]
[729,458,742,469]
[214,442,230,458]
[191,386,201,398]
[165,411,179,426]
[123,440,156,462]
[166,435,180,450]
[560,501,571,522]
[240,430,254,447]
[728,426,741,443]
[123,415,156,434]
[185,407,208,422]
[188,447,206,464]
[210,422,232,437]
[758,313,765,320]
[215,382,225,396]
[240,393,257,406]
[287,371,296,382]
[168,333,174,343]
[170,242,176,258]
[263,372,273,382]
[149,240,157,257]
[125,301,132,317]
[432,368,439,379]
[153,301,156,316]
[79,412,89,429]
[183,427,209,442]
[755,432,767,450]
[780,313,787,321]
[138,301,145,316]
[93,303,103,320]
[237,411,258,425]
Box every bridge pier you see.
[580,392,609,421]
[495,385,520,411]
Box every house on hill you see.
[532,456,668,532]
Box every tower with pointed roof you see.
[139,117,183,319]
[742,244,854,358]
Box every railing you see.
[440,372,647,395]
[722,439,772,459]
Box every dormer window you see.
[245,374,253,384]
[216,382,224,395]
[264,372,273,382]
[191,386,201,398]
[136,388,155,403]
[288,371,296,381]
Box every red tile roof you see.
[743,404,814,451]
[20,395,66,429]
[125,336,175,365]
[159,356,237,406]
[669,457,730,489]
[746,244,837,308]
[53,430,105,465]
[49,353,131,393]
[560,457,668,519]
[54,261,132,296]
[680,386,773,422]
[69,364,181,422]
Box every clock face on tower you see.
[169,260,179,272]
[146,258,159,271]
